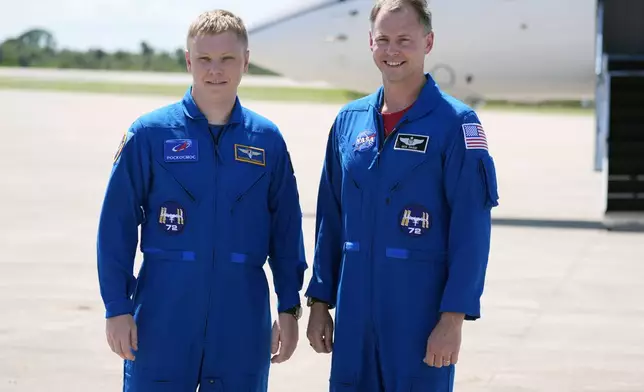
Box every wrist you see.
[440,312,465,324]
[311,302,330,312]
[280,304,302,320]
[307,296,332,308]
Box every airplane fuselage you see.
[248,0,597,102]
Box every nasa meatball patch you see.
[353,130,376,152]
[158,201,186,234]
[393,133,429,153]
[164,139,199,162]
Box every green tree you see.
[0,28,280,75]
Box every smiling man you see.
[97,9,307,392]
[304,0,500,390]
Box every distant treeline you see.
[0,28,279,75]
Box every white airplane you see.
[247,0,597,104]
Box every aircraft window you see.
[338,34,348,41]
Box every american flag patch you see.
[462,123,488,151]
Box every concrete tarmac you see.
[0,89,643,392]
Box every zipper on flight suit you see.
[203,125,225,341]
[368,119,407,170]
[368,114,408,356]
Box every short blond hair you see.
[187,9,248,49]
[370,0,432,34]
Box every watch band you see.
[307,296,333,309]
[282,304,302,320]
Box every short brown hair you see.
[370,0,433,34]
[187,9,248,49]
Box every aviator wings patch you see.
[394,133,429,153]
[235,144,266,166]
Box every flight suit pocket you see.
[153,160,198,204]
[330,382,357,392]
[142,248,196,262]
[340,242,360,269]
[410,378,451,392]
[126,373,184,392]
[343,241,360,252]
[224,375,260,392]
[199,375,259,392]
[407,358,455,392]
[229,171,270,256]
[229,171,267,208]
[148,161,199,240]
[229,252,266,268]
[385,247,446,263]
[479,156,499,208]
[133,248,196,312]
[329,374,357,392]
[409,365,454,392]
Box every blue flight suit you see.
[97,87,307,392]
[305,74,499,391]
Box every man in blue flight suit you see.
[305,0,500,390]
[97,10,307,392]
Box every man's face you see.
[369,5,433,84]
[185,31,249,99]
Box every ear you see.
[369,30,375,52]
[243,49,250,73]
[185,49,191,72]
[425,32,434,55]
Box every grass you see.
[0,76,594,114]
[0,77,365,104]
[481,100,594,115]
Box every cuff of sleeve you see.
[277,291,301,313]
[105,298,134,319]
[439,297,480,321]
[305,282,336,309]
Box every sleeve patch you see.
[462,123,488,151]
[113,133,128,162]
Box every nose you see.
[385,42,401,56]
[206,59,223,75]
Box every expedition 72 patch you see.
[399,204,431,236]
[158,201,185,234]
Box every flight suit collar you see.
[181,86,243,125]
[367,73,442,121]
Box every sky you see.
[0,0,305,53]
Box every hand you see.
[424,312,464,368]
[106,314,137,361]
[271,312,299,364]
[306,302,333,353]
